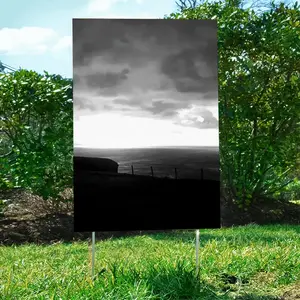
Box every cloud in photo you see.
[73,19,218,147]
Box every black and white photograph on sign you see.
[73,19,220,232]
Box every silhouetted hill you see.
[74,156,119,173]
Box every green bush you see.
[0,70,73,200]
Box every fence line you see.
[125,165,216,180]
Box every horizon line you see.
[74,145,219,149]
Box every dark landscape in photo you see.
[73,19,220,232]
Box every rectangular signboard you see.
[73,19,220,231]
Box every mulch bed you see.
[0,189,177,245]
[0,213,175,245]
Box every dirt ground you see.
[1,188,299,245]
[0,188,176,245]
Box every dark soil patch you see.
[0,188,175,245]
[0,213,174,246]
[221,197,300,227]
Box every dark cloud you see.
[73,73,81,85]
[160,47,217,94]
[162,110,179,117]
[73,19,216,68]
[202,91,218,100]
[73,95,95,111]
[85,68,130,89]
[103,104,113,111]
[73,19,218,129]
[145,100,187,116]
[113,97,141,106]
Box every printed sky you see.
[74,19,219,148]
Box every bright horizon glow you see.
[74,113,219,149]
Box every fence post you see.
[175,168,178,180]
[151,166,154,177]
[201,168,204,180]
[131,165,134,175]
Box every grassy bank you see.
[0,224,299,299]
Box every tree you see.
[176,0,202,10]
[0,69,73,200]
[175,0,296,13]
[168,0,300,207]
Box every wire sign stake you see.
[195,229,200,277]
[91,232,96,280]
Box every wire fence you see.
[120,164,219,181]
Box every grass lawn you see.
[0,224,299,299]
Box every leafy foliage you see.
[0,70,73,200]
[1,1,299,213]
[168,0,300,207]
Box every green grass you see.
[0,224,299,299]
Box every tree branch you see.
[176,0,199,10]
[262,179,294,196]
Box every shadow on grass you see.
[93,261,281,300]
[94,261,227,299]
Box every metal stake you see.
[91,231,95,279]
[195,229,200,277]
